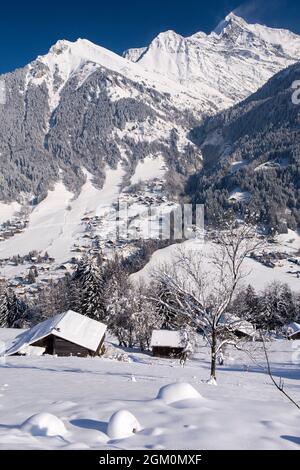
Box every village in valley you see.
[0,165,179,302]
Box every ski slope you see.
[131,155,166,185]
[0,166,125,267]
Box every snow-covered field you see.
[0,329,299,450]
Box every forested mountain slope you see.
[187,61,300,232]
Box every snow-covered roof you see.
[286,322,300,336]
[150,330,184,348]
[3,310,107,356]
[220,314,255,337]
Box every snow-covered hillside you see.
[0,330,299,449]
[0,166,125,267]
[124,13,300,106]
[0,155,177,290]
[131,233,300,293]
[0,202,21,225]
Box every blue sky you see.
[0,0,299,73]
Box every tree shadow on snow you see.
[0,424,17,431]
[70,419,107,434]
[0,363,102,375]
[281,435,300,446]
[219,364,300,381]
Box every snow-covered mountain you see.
[2,13,300,204]
[124,13,300,105]
[0,37,205,203]
[1,12,300,278]
[27,38,210,115]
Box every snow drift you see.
[156,382,202,404]
[107,410,141,440]
[21,413,67,437]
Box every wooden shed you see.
[220,314,255,340]
[3,310,107,357]
[286,322,300,340]
[150,329,185,358]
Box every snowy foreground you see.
[0,331,300,450]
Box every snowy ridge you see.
[124,13,300,106]
[26,38,211,115]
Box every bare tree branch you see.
[261,333,300,411]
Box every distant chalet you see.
[286,322,300,340]
[3,310,107,357]
[150,329,185,358]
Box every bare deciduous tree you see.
[151,220,264,383]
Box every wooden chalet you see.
[220,314,255,340]
[150,329,185,358]
[3,310,107,357]
[286,322,300,340]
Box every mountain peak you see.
[150,30,183,48]
[157,29,182,39]
[124,14,300,108]
[214,12,248,35]
[225,12,245,23]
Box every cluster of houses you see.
[249,250,289,269]
[3,254,82,299]
[3,309,299,360]
[248,250,300,279]
[0,219,28,242]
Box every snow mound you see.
[156,382,202,404]
[207,377,218,386]
[107,410,141,440]
[21,412,67,437]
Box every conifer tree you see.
[74,256,106,321]
[0,280,9,327]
